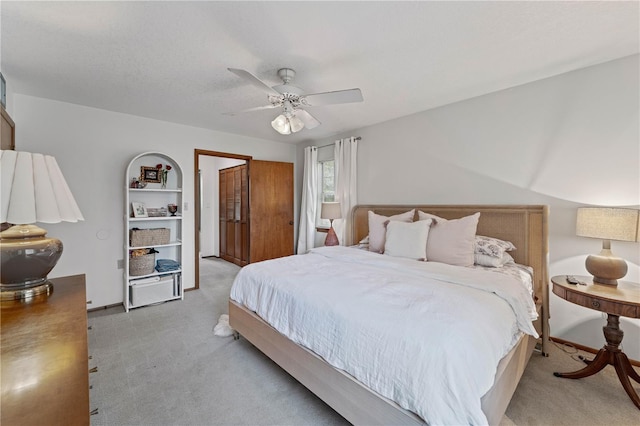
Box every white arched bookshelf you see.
[124,152,183,311]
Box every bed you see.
[229,204,549,425]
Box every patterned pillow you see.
[474,252,514,268]
[474,235,516,258]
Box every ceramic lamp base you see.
[325,226,339,246]
[585,249,627,286]
[0,224,62,300]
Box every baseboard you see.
[550,336,640,367]
[87,302,123,312]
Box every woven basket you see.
[130,228,170,247]
[129,253,155,276]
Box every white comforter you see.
[230,246,538,425]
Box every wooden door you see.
[219,170,227,257]
[249,160,294,263]
[219,165,249,266]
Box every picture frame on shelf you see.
[141,166,161,183]
[131,201,148,218]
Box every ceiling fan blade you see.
[228,68,281,96]
[222,104,279,116]
[295,109,321,129]
[302,88,363,106]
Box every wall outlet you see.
[117,259,124,269]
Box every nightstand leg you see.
[553,347,610,379]
[554,314,640,410]
[613,352,640,409]
[620,352,640,384]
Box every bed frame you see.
[230,204,549,425]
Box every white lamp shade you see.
[1,150,84,224]
[321,202,342,220]
[576,207,639,242]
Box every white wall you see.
[13,94,295,308]
[298,55,640,359]
[199,156,245,257]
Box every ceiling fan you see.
[224,68,363,135]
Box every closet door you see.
[249,160,294,263]
[219,165,249,266]
[218,170,227,257]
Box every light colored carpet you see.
[88,257,639,425]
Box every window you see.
[320,160,335,202]
[317,159,335,227]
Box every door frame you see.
[194,149,252,289]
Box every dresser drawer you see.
[565,291,640,317]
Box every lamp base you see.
[1,281,53,301]
[1,224,62,300]
[585,250,627,286]
[324,226,339,246]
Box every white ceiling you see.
[2,1,638,144]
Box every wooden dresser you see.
[1,274,90,425]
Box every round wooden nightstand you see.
[551,275,640,409]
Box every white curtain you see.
[296,146,318,254]
[333,137,358,246]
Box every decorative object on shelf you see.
[141,166,161,183]
[155,258,181,273]
[131,201,148,218]
[0,150,84,300]
[156,163,172,189]
[146,207,167,217]
[130,178,147,189]
[129,248,157,276]
[167,204,178,216]
[129,227,170,247]
[576,207,640,286]
[321,202,341,246]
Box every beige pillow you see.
[368,209,415,253]
[384,219,433,260]
[417,211,480,266]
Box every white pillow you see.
[383,219,433,260]
[368,210,415,253]
[417,211,480,266]
[474,252,514,268]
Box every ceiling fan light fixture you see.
[271,114,291,135]
[289,114,305,133]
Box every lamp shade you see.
[321,202,341,220]
[1,150,84,224]
[576,207,639,242]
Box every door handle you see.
[289,221,294,225]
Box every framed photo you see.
[141,166,161,183]
[131,202,148,218]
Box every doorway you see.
[194,149,252,289]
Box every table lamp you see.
[576,207,639,286]
[1,150,84,300]
[321,202,341,246]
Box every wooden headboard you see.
[351,204,549,351]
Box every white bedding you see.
[230,246,539,425]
